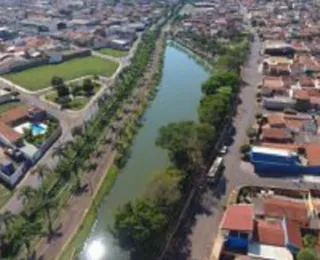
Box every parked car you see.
[219,146,228,155]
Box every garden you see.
[45,76,102,110]
[3,56,118,91]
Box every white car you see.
[219,146,228,155]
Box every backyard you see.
[3,56,119,91]
[97,48,128,58]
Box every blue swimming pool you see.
[31,123,48,136]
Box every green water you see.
[81,42,209,260]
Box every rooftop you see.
[263,198,308,226]
[221,204,254,232]
[251,146,297,157]
[304,143,320,166]
[253,219,285,247]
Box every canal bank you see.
[80,42,210,260]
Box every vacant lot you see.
[3,56,119,91]
[97,48,128,57]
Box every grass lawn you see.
[0,183,13,208]
[59,166,119,260]
[3,56,119,91]
[97,48,128,58]
[0,101,21,113]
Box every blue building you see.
[250,145,320,174]
[250,146,302,174]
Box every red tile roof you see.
[286,219,303,248]
[0,121,22,143]
[263,198,308,226]
[253,219,285,246]
[267,114,285,126]
[299,75,315,87]
[221,204,254,232]
[0,105,30,125]
[262,128,292,142]
[304,143,320,166]
[294,89,310,100]
[263,76,284,89]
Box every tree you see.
[113,198,167,258]
[51,76,64,88]
[303,234,317,248]
[156,121,215,175]
[198,93,231,126]
[57,84,69,97]
[71,125,84,137]
[0,210,14,229]
[201,71,239,95]
[51,76,69,97]
[83,78,94,96]
[52,141,73,159]
[297,248,318,260]
[5,216,42,258]
[144,167,183,212]
[31,164,50,182]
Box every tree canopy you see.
[201,71,239,95]
[297,248,318,260]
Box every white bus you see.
[206,156,224,184]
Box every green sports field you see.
[3,56,119,91]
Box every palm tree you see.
[52,141,73,159]
[18,186,36,206]
[5,216,42,258]
[31,164,50,182]
[18,186,38,220]
[0,210,14,229]
[38,190,59,236]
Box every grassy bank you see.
[4,56,118,91]
[59,166,119,260]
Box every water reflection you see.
[85,239,106,260]
[82,233,129,260]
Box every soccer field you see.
[3,56,119,91]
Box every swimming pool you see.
[31,123,48,136]
[14,122,48,136]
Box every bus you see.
[206,156,224,184]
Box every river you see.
[80,42,210,260]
